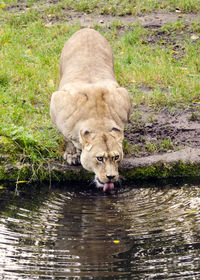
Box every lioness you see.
[50,28,131,191]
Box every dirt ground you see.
[43,10,200,28]
[124,104,200,157]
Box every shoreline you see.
[1,140,200,182]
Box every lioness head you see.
[80,128,123,192]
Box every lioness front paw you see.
[63,151,80,166]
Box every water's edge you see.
[1,135,200,182]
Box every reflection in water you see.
[0,181,200,279]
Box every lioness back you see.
[59,28,116,88]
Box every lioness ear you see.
[112,127,120,132]
[110,127,124,144]
[79,130,93,151]
[80,130,90,144]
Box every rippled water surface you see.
[0,180,200,279]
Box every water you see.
[0,179,200,280]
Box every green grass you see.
[123,137,177,157]
[0,19,80,169]
[0,0,200,177]
[112,22,200,107]
[1,0,200,16]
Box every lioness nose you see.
[107,175,115,180]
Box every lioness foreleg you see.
[63,140,81,165]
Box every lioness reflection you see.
[55,193,132,267]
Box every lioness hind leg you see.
[63,141,81,165]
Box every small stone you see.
[45,22,53,27]
[145,123,152,128]
[191,34,199,41]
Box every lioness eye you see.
[114,155,119,161]
[97,157,103,162]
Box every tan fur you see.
[50,28,131,186]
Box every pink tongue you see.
[103,182,114,192]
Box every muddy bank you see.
[1,140,200,182]
[47,147,200,181]
[124,105,200,157]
